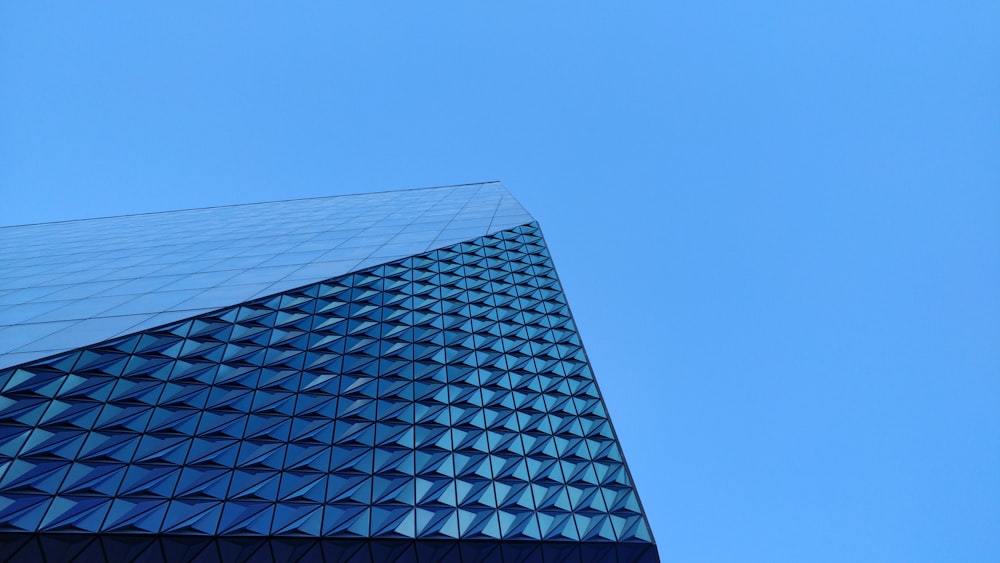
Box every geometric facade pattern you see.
[0,189,658,562]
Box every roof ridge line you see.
[1,180,504,229]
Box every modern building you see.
[0,182,658,562]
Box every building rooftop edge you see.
[1,180,506,229]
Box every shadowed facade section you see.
[0,222,657,562]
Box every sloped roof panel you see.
[0,182,532,369]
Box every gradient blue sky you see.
[2,3,998,561]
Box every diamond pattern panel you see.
[0,535,660,563]
[0,223,653,546]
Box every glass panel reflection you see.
[0,183,533,369]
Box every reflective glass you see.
[0,222,655,557]
[0,183,533,368]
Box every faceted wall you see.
[0,223,657,562]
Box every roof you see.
[0,182,533,369]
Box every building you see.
[0,183,658,562]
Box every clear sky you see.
[2,3,998,561]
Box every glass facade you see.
[0,182,530,370]
[0,185,657,562]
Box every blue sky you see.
[2,3,998,561]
